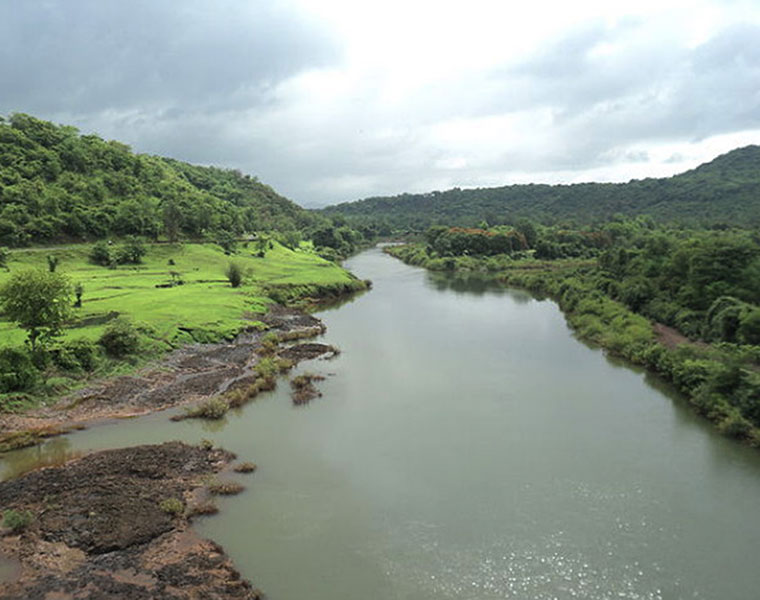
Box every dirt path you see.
[0,441,260,599]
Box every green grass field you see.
[0,241,359,348]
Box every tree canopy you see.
[322,146,760,229]
[0,113,318,246]
[0,269,72,349]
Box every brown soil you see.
[653,322,709,350]
[0,306,331,446]
[0,442,260,599]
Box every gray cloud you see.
[0,0,340,115]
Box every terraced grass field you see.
[0,241,360,349]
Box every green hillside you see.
[0,113,315,246]
[323,146,760,229]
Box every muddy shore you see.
[0,441,260,599]
[0,305,340,598]
[0,306,333,448]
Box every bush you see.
[52,339,99,372]
[226,262,242,288]
[46,255,59,272]
[98,317,140,357]
[114,236,146,264]
[2,509,33,532]
[0,347,38,393]
[260,332,279,354]
[159,498,185,516]
[89,241,111,266]
[184,397,229,420]
[207,479,245,496]
[254,356,278,380]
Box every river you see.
[3,246,760,599]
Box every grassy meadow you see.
[0,241,360,349]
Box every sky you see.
[1,0,759,207]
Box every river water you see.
[3,246,760,599]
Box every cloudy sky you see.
[1,0,759,207]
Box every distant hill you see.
[322,146,760,228]
[0,113,314,246]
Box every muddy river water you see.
[3,247,760,599]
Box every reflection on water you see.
[1,436,82,480]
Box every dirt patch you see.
[279,343,339,362]
[260,305,326,335]
[0,442,260,599]
[653,323,708,351]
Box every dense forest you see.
[323,146,760,229]
[0,113,321,246]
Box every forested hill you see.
[0,113,314,246]
[322,146,760,229]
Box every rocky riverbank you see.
[0,441,260,599]
[0,306,334,451]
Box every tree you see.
[0,269,72,350]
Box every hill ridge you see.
[323,145,760,227]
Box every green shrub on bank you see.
[51,339,100,373]
[185,397,229,420]
[2,509,33,532]
[99,317,140,357]
[159,498,185,515]
[0,347,38,393]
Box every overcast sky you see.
[1,0,759,207]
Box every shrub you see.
[159,498,185,515]
[207,479,245,496]
[113,236,146,265]
[46,255,59,272]
[98,317,140,357]
[2,509,33,532]
[184,397,229,420]
[73,282,84,307]
[254,356,278,380]
[260,332,279,354]
[0,246,9,269]
[0,347,38,393]
[89,241,111,266]
[52,339,99,372]
[226,262,242,288]
[718,412,753,439]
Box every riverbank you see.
[0,305,336,452]
[0,441,260,599]
[385,244,760,446]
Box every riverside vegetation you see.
[0,240,366,411]
[0,113,375,414]
[387,217,760,445]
